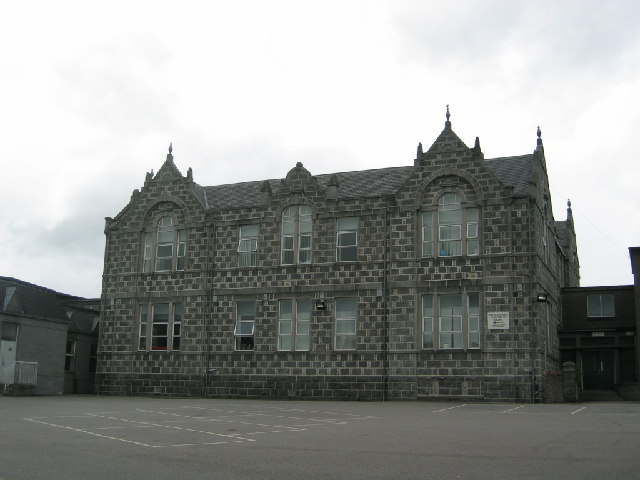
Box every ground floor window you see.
[278,299,311,351]
[234,301,255,350]
[422,293,480,350]
[335,297,357,350]
[65,339,76,372]
[138,302,182,351]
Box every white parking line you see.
[433,404,468,413]
[570,407,587,415]
[502,406,525,413]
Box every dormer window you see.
[143,216,186,273]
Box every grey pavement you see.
[1,395,639,480]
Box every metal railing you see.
[2,361,38,390]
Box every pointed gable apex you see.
[153,144,185,182]
[424,119,469,156]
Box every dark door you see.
[582,350,615,390]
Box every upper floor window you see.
[422,293,480,350]
[278,299,311,351]
[238,224,258,267]
[337,217,358,262]
[282,205,312,265]
[587,294,615,318]
[138,302,182,351]
[422,193,479,257]
[143,216,186,273]
[234,301,255,350]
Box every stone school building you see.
[97,112,579,401]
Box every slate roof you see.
[198,155,536,209]
[0,276,69,322]
[484,154,535,197]
[0,277,99,332]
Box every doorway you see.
[582,350,615,390]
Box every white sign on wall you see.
[487,312,510,330]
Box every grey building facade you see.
[98,112,579,401]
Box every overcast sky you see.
[1,1,639,298]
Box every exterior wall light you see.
[536,293,548,303]
[316,292,327,310]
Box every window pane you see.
[467,239,479,256]
[439,209,462,224]
[336,335,356,350]
[240,224,259,237]
[298,250,311,264]
[468,294,479,314]
[279,320,292,335]
[279,335,292,350]
[336,319,356,334]
[423,295,433,316]
[295,335,309,351]
[467,223,478,238]
[439,240,461,256]
[153,304,169,321]
[602,295,615,317]
[157,230,174,243]
[439,225,461,241]
[279,299,293,319]
[338,217,358,230]
[338,246,357,262]
[173,303,182,321]
[157,244,173,257]
[283,250,294,264]
[338,232,357,247]
[299,235,311,249]
[297,300,311,320]
[297,321,309,335]
[467,208,479,223]
[336,298,357,318]
[152,324,168,336]
[283,236,294,249]
[237,301,255,319]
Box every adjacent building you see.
[97,111,579,401]
[560,247,640,399]
[0,277,100,395]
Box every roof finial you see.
[445,104,452,129]
[536,126,543,148]
[169,142,173,155]
[446,104,450,122]
[567,199,573,220]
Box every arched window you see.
[142,216,186,272]
[281,205,312,265]
[422,193,479,257]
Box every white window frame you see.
[234,301,256,351]
[337,217,358,262]
[281,205,312,265]
[238,224,259,267]
[138,302,183,352]
[587,294,615,318]
[335,297,357,351]
[422,193,479,258]
[278,299,311,351]
[142,216,187,273]
[422,293,481,350]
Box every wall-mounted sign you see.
[487,312,509,330]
